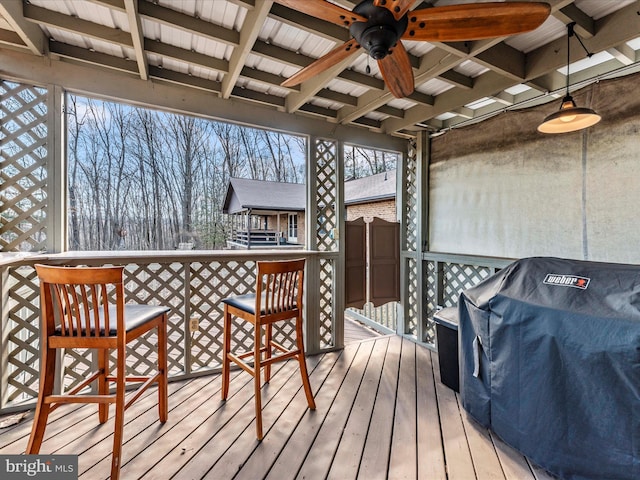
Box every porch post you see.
[399,132,431,344]
[305,136,343,353]
[416,131,430,344]
[46,85,67,253]
[334,140,345,349]
[305,136,320,353]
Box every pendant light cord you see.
[565,23,593,97]
[565,23,572,96]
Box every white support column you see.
[305,136,320,353]
[399,132,431,344]
[46,85,67,253]
[415,131,430,344]
[333,140,345,350]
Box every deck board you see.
[358,334,402,480]
[326,336,389,480]
[416,349,447,480]
[388,338,418,480]
[296,339,378,480]
[0,334,554,480]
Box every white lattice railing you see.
[421,252,514,343]
[0,250,333,414]
[346,302,397,335]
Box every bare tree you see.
[67,95,307,251]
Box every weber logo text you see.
[1,455,77,479]
[543,274,590,290]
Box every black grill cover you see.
[459,257,640,480]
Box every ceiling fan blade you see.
[403,2,551,42]
[281,39,361,88]
[373,0,415,21]
[378,41,414,98]
[274,0,366,27]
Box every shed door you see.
[345,218,366,308]
[344,217,399,309]
[369,217,400,306]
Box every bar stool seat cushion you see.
[54,304,171,336]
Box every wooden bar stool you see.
[27,264,170,480]
[221,258,316,440]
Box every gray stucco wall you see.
[429,72,640,263]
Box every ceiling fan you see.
[275,0,551,98]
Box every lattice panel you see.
[319,257,335,348]
[121,262,186,375]
[314,139,337,252]
[405,257,419,337]
[425,261,438,317]
[188,260,298,372]
[1,258,306,411]
[4,266,40,406]
[403,139,418,252]
[443,263,491,307]
[0,80,48,252]
[352,302,397,331]
[422,261,435,344]
[189,261,254,371]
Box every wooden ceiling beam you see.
[0,0,45,55]
[50,41,138,74]
[317,88,358,106]
[231,87,285,108]
[376,105,404,119]
[123,0,148,80]
[269,3,350,43]
[145,40,228,73]
[382,71,521,133]
[438,70,473,90]
[0,28,26,48]
[240,66,290,89]
[553,3,594,38]
[137,0,239,46]
[89,0,125,12]
[221,0,273,99]
[298,103,338,119]
[149,66,222,92]
[527,1,640,79]
[607,44,637,66]
[24,4,132,47]
[474,43,526,82]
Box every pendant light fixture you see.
[537,23,601,134]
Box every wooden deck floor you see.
[0,334,555,480]
[344,317,381,344]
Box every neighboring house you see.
[222,178,306,249]
[345,169,396,223]
[222,170,397,249]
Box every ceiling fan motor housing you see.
[350,0,408,60]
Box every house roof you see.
[223,170,397,214]
[2,1,639,139]
[222,178,306,214]
[345,170,396,206]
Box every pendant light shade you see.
[537,94,601,134]
[537,23,601,134]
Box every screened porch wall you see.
[0,75,515,416]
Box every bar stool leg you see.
[221,306,232,401]
[26,346,56,454]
